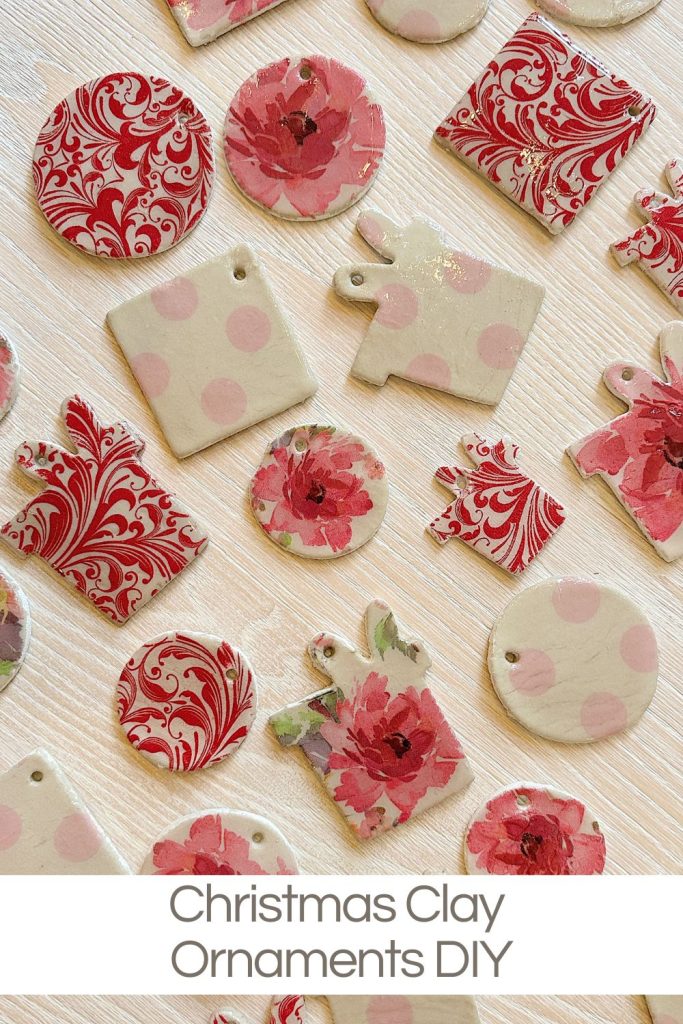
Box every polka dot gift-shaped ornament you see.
[224,56,386,221]
[534,0,662,27]
[366,0,489,43]
[488,578,658,743]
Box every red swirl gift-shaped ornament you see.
[1,396,208,623]
[428,434,566,574]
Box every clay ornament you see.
[366,0,489,43]
[489,578,658,743]
[270,996,307,1024]
[141,809,297,874]
[250,425,388,558]
[534,0,662,26]
[646,996,683,1024]
[612,159,683,313]
[212,1013,245,1024]
[328,996,480,1024]
[435,14,656,234]
[334,211,544,404]
[429,434,566,574]
[270,600,473,840]
[0,333,19,421]
[117,632,257,772]
[464,782,606,875]
[1,396,208,623]
[0,568,30,695]
[0,750,130,873]
[33,72,214,258]
[166,0,291,45]
[568,321,683,562]
[224,56,386,221]
[108,248,317,458]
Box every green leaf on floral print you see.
[271,705,325,743]
[373,613,418,663]
[0,659,14,677]
[278,532,292,548]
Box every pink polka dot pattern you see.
[405,353,452,390]
[130,353,171,400]
[655,1016,681,1024]
[580,692,629,739]
[477,323,523,369]
[620,624,658,672]
[357,212,386,250]
[374,284,419,328]
[226,305,272,352]
[444,252,492,294]
[510,649,556,695]
[151,277,199,320]
[551,578,601,623]
[53,812,103,862]
[201,378,248,425]
[367,995,414,1024]
[396,8,442,41]
[0,805,22,850]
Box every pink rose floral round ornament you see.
[33,72,214,258]
[0,334,19,421]
[224,55,386,221]
[465,783,606,876]
[117,631,257,772]
[250,425,388,558]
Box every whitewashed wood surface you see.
[0,1,681,1013]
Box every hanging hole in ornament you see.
[351,272,364,287]
[30,770,43,783]
[294,439,307,452]
[227,668,238,681]
[505,651,520,664]
[456,474,467,489]
[323,645,335,658]
[516,793,530,807]
[628,102,643,118]
[177,110,190,126]
[252,831,264,844]
[592,820,602,834]
[233,267,246,281]
[621,367,634,381]
[299,65,312,80]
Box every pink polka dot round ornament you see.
[488,577,658,743]
[224,55,386,221]
[32,71,214,258]
[366,0,489,43]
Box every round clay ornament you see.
[33,72,214,258]
[0,569,30,693]
[465,782,606,875]
[250,425,388,558]
[488,578,658,743]
[367,0,489,42]
[534,0,661,26]
[224,55,386,221]
[0,335,19,421]
[117,632,257,772]
[140,810,298,874]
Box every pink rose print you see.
[467,786,606,875]
[224,55,386,219]
[151,814,294,875]
[168,0,277,29]
[320,671,463,823]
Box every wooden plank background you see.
[0,0,681,1016]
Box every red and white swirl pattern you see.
[270,995,306,1023]
[428,434,565,574]
[117,631,256,771]
[1,396,208,623]
[434,13,656,234]
[32,72,214,258]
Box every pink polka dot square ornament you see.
[0,750,129,873]
[108,248,318,458]
[165,0,292,46]
[334,211,544,404]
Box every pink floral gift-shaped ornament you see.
[270,601,473,840]
[166,0,292,46]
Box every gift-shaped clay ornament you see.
[535,0,662,26]
[646,996,683,1024]
[270,601,473,840]
[1,396,208,622]
[366,0,489,43]
[429,434,566,574]
[334,211,544,404]
[165,0,292,46]
[568,322,683,562]
[612,159,683,314]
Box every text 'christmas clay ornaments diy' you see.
[108,249,318,458]
[270,601,473,840]
[646,996,683,1024]
[166,0,291,46]
[1,396,208,624]
[33,72,214,258]
[0,750,130,874]
[434,14,656,235]
[141,809,297,874]
[0,569,30,695]
[612,160,683,314]
[335,211,544,404]
[489,578,658,743]
[534,0,662,26]
[0,334,19,421]
[117,632,257,772]
[250,426,388,558]
[568,322,683,562]
[224,56,386,221]
[329,996,480,1024]
[428,434,566,575]
[465,783,606,875]
[366,0,488,43]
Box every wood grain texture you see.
[0,0,681,943]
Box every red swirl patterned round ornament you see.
[117,631,257,772]
[33,72,215,259]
